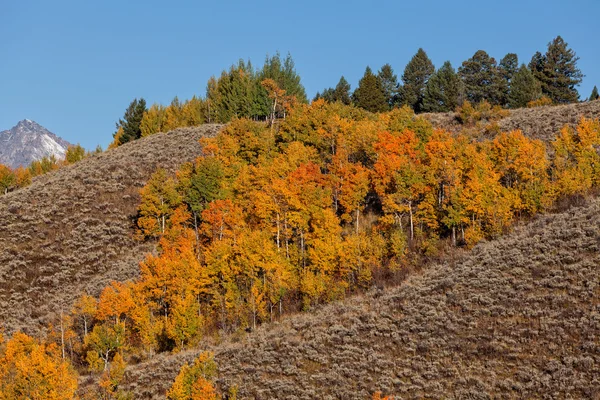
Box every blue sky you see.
[1,0,598,150]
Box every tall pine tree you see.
[333,76,352,105]
[529,36,583,104]
[401,49,435,112]
[378,64,400,109]
[590,86,599,101]
[114,98,147,145]
[313,76,351,105]
[508,64,542,109]
[260,52,307,103]
[352,66,388,113]
[499,53,519,106]
[459,50,505,105]
[422,61,463,113]
[313,88,335,103]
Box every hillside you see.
[0,124,222,335]
[3,101,600,398]
[423,99,600,141]
[119,195,600,398]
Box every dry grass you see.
[120,196,600,399]
[422,100,600,142]
[4,101,600,398]
[0,125,222,336]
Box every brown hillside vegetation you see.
[120,196,600,399]
[423,99,600,141]
[0,124,222,335]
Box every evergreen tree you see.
[378,64,399,109]
[313,88,335,103]
[314,76,351,105]
[114,98,147,145]
[499,53,519,105]
[528,51,545,76]
[499,53,519,83]
[212,61,257,122]
[205,76,221,123]
[422,61,463,113]
[333,76,352,105]
[508,64,542,109]
[352,66,388,113]
[260,52,307,103]
[401,49,435,112]
[529,36,583,104]
[459,50,505,105]
[589,86,599,101]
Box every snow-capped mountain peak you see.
[0,120,72,169]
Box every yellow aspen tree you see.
[71,294,98,338]
[167,351,218,400]
[141,103,167,137]
[0,332,78,399]
[261,78,286,125]
[138,168,182,238]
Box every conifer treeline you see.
[111,53,307,147]
[317,35,586,113]
[111,36,593,150]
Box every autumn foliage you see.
[0,331,78,399]
[81,101,600,367]
[11,99,598,397]
[167,351,219,400]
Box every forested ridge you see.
[2,34,600,399]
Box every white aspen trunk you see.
[301,230,305,267]
[452,226,456,247]
[276,213,281,250]
[409,202,414,241]
[284,217,290,259]
[60,309,65,360]
[161,198,165,233]
[193,213,199,247]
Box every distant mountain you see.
[0,119,72,169]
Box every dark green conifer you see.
[458,50,504,105]
[508,64,542,109]
[589,86,599,101]
[529,36,583,104]
[313,88,335,103]
[214,61,255,121]
[352,67,388,113]
[401,49,435,112]
[114,98,147,144]
[499,53,519,105]
[314,76,351,105]
[422,61,463,113]
[260,52,307,103]
[499,53,519,83]
[378,64,400,109]
[333,76,352,105]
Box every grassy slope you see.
[3,102,600,397]
[0,125,222,335]
[422,99,600,141]
[122,197,600,399]
[118,101,600,399]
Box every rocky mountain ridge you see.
[0,119,72,168]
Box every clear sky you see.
[1,0,598,150]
